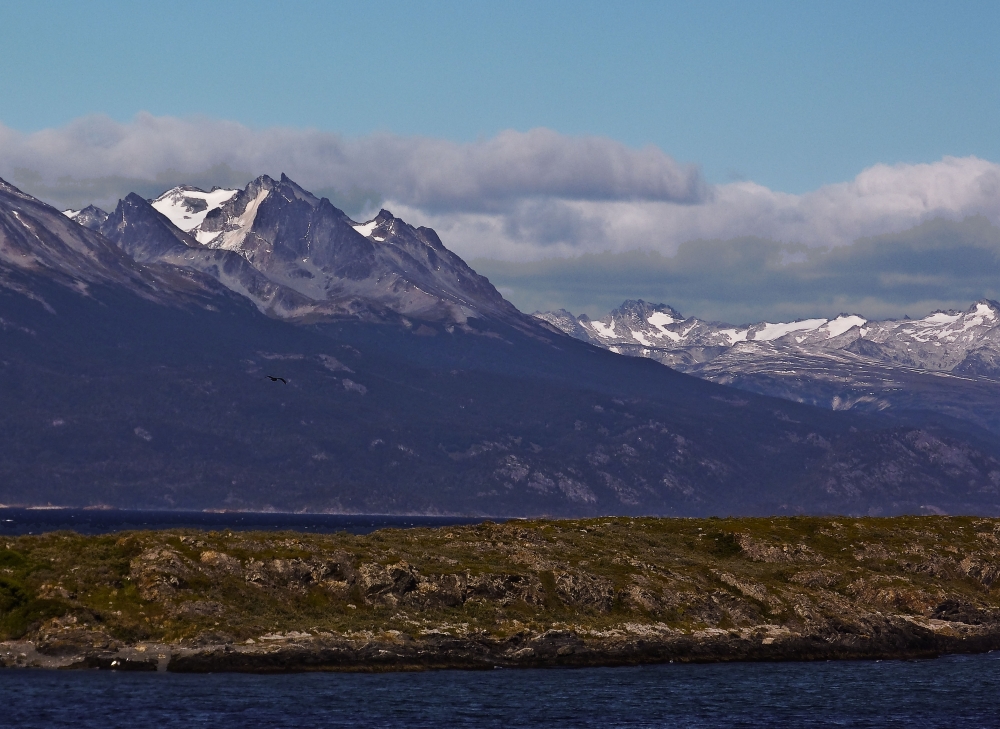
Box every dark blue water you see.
[3,653,1000,728]
[0,508,497,536]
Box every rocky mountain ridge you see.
[98,175,526,327]
[537,299,1000,377]
[537,300,1000,434]
[62,205,108,231]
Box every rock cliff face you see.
[62,205,109,231]
[99,192,320,317]
[2,517,1000,671]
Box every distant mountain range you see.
[1,174,996,516]
[537,299,1000,436]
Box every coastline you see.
[4,617,1000,672]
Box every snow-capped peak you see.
[538,296,1000,380]
[822,315,867,338]
[151,186,238,233]
[62,205,109,231]
[920,311,962,326]
[970,300,999,321]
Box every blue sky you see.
[2,0,998,193]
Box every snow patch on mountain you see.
[62,205,109,231]
[352,220,378,237]
[823,315,867,338]
[718,328,749,344]
[151,187,238,233]
[922,312,962,326]
[590,320,617,339]
[752,319,828,341]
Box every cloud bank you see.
[395,156,1000,261]
[3,113,1000,321]
[0,113,704,214]
[473,217,1000,323]
[4,114,999,258]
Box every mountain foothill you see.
[1,174,999,517]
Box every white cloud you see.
[2,114,1000,266]
[0,113,704,212]
[388,156,1000,260]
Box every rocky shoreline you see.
[2,516,999,672]
[4,616,1000,672]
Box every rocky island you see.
[2,516,1000,672]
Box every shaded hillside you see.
[3,269,1000,516]
[3,177,1000,516]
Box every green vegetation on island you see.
[2,516,999,671]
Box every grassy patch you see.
[0,516,998,643]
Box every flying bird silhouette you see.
[265,375,287,384]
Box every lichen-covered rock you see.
[846,576,940,614]
[465,572,545,606]
[411,573,466,608]
[789,569,841,588]
[554,570,614,612]
[130,548,192,601]
[199,551,242,575]
[960,556,1000,590]
[35,622,122,658]
[358,562,419,605]
[735,534,823,563]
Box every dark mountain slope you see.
[3,177,1000,516]
[1,267,999,516]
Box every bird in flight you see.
[265,375,287,384]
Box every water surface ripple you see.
[3,653,999,728]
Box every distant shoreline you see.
[0,507,502,537]
[6,625,1000,673]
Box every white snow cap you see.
[823,315,867,338]
[151,186,238,232]
[752,319,828,341]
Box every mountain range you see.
[1,174,997,516]
[537,300,1000,437]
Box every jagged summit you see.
[98,191,341,319]
[62,205,109,231]
[92,174,526,326]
